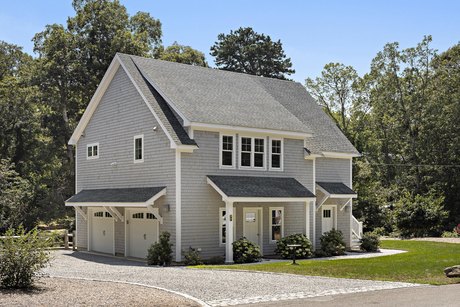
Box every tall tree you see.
[157,42,208,66]
[210,27,294,79]
[305,63,359,137]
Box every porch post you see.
[305,201,310,240]
[312,200,316,250]
[225,200,234,264]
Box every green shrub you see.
[360,232,380,252]
[147,232,173,266]
[0,226,53,289]
[183,246,203,265]
[394,192,447,238]
[275,233,313,259]
[318,229,346,257]
[204,256,225,265]
[232,237,261,264]
[441,230,459,238]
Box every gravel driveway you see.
[44,250,421,306]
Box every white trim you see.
[312,200,316,249]
[175,150,182,262]
[75,206,87,221]
[188,122,312,139]
[306,201,310,240]
[242,207,263,253]
[340,198,353,211]
[268,137,284,171]
[225,201,234,263]
[219,207,236,246]
[108,206,124,222]
[269,207,284,244]
[219,133,236,169]
[69,58,120,145]
[133,134,144,163]
[146,205,163,224]
[238,135,267,170]
[86,143,99,160]
[322,152,360,158]
[350,158,353,189]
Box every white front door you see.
[243,208,262,248]
[90,208,114,254]
[126,209,159,259]
[322,205,335,234]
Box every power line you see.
[353,162,460,168]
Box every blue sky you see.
[1,0,459,82]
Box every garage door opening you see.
[126,209,159,259]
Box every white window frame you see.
[86,143,99,160]
[219,133,236,169]
[269,207,284,244]
[219,207,236,246]
[133,134,144,163]
[269,137,284,171]
[238,136,266,170]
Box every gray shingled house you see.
[65,53,362,263]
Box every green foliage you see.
[317,229,346,257]
[232,237,261,264]
[0,226,53,288]
[147,232,173,266]
[210,27,294,79]
[394,192,448,238]
[275,233,313,259]
[157,42,208,67]
[360,232,380,252]
[441,230,459,238]
[183,246,203,266]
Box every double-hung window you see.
[239,136,266,169]
[220,134,235,168]
[134,135,144,163]
[269,207,284,243]
[87,143,99,159]
[269,138,283,170]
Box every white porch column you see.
[305,201,310,240]
[312,200,316,250]
[225,200,234,264]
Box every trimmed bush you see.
[0,226,53,289]
[147,232,173,266]
[318,229,346,257]
[183,246,203,265]
[360,232,380,252]
[232,237,261,264]
[275,233,313,259]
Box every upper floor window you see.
[269,138,283,171]
[239,136,266,169]
[134,135,144,163]
[220,134,235,168]
[87,143,99,159]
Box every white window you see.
[269,207,284,243]
[86,143,99,159]
[269,138,283,171]
[219,207,235,245]
[219,134,235,168]
[134,135,144,163]
[239,136,266,169]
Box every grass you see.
[199,240,460,285]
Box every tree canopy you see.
[210,27,294,79]
[157,42,208,66]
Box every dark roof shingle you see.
[316,182,356,195]
[66,187,166,203]
[208,175,315,198]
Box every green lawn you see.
[200,240,460,285]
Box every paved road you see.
[45,250,420,306]
[238,284,460,307]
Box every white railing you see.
[351,215,363,239]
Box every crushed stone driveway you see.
[45,250,422,306]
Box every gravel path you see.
[44,250,421,306]
[0,277,199,307]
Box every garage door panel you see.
[90,209,114,254]
[127,209,159,258]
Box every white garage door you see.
[127,209,159,259]
[90,209,114,254]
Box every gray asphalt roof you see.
[208,175,315,198]
[316,182,357,195]
[66,187,166,203]
[118,53,359,154]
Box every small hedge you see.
[275,233,313,259]
[317,229,346,257]
[233,237,261,264]
[147,232,173,266]
[0,227,53,289]
[360,232,380,252]
[183,246,203,266]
